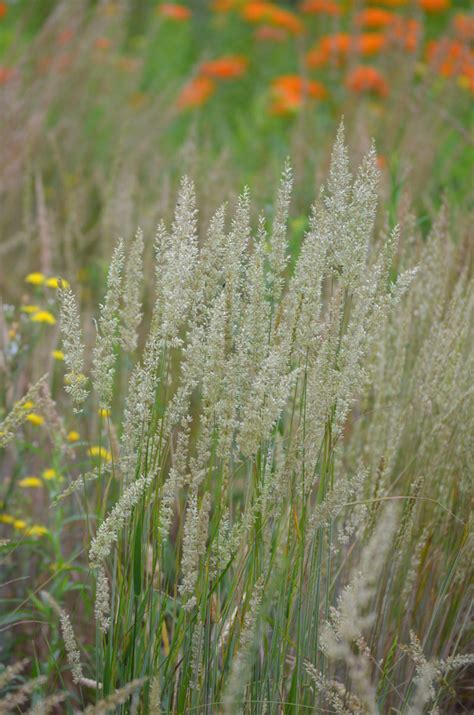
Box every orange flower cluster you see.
[0,2,7,19]
[355,8,397,29]
[427,39,474,90]
[157,3,191,21]
[270,74,327,114]
[418,0,451,12]
[177,75,215,109]
[300,0,341,16]
[0,66,15,84]
[306,32,387,68]
[201,55,248,79]
[177,54,248,108]
[242,2,304,35]
[345,65,389,97]
[453,13,474,42]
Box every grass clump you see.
[0,127,472,713]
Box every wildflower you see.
[157,3,191,20]
[31,310,56,325]
[419,0,450,11]
[270,74,327,114]
[20,305,40,314]
[387,17,421,52]
[427,39,472,81]
[346,65,389,97]
[177,76,215,108]
[52,350,65,360]
[67,430,80,442]
[25,525,48,537]
[25,413,45,426]
[201,55,248,80]
[356,32,387,56]
[57,28,74,44]
[89,446,112,462]
[13,519,27,530]
[355,8,396,28]
[0,3,7,19]
[98,408,111,418]
[242,3,304,35]
[0,514,15,524]
[0,376,48,448]
[45,276,70,289]
[453,13,474,42]
[19,477,43,488]
[366,0,406,5]
[300,0,342,16]
[254,25,287,42]
[21,401,35,410]
[42,468,57,480]
[0,66,15,84]
[25,272,45,286]
[94,37,111,50]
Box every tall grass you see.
[1,126,472,713]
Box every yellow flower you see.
[45,276,70,289]
[25,413,44,426]
[31,310,56,325]
[67,430,80,442]
[25,272,45,286]
[42,468,57,481]
[25,525,48,537]
[0,514,15,524]
[52,350,65,361]
[22,401,35,410]
[98,408,111,418]
[21,305,40,314]
[13,519,27,530]
[88,446,112,462]
[19,476,43,488]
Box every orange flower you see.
[306,32,386,68]
[200,55,248,79]
[242,3,304,35]
[0,3,7,19]
[387,17,421,53]
[355,33,387,56]
[58,28,75,45]
[270,74,327,113]
[453,14,474,42]
[300,0,342,16]
[94,37,111,50]
[157,3,191,20]
[427,39,473,82]
[355,8,396,29]
[177,75,215,108]
[366,0,406,5]
[418,0,450,11]
[254,25,288,41]
[211,0,243,10]
[0,67,15,84]
[345,65,389,97]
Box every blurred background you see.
[0,0,472,301]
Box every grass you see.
[0,1,473,713]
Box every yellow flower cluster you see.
[88,445,113,461]
[25,272,70,289]
[0,514,48,537]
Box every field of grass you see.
[0,1,473,713]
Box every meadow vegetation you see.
[0,1,472,713]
